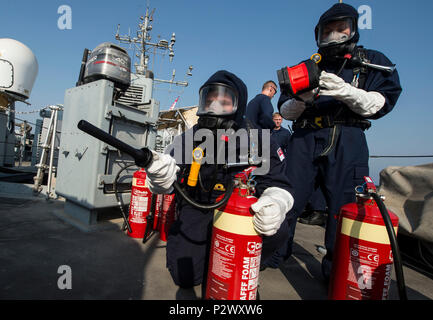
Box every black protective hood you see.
[199,70,248,128]
[315,3,359,57]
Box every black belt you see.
[293,116,371,130]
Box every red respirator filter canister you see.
[277,53,321,96]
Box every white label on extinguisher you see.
[350,244,379,267]
[348,244,376,290]
[382,263,392,300]
[211,238,234,280]
[240,256,260,300]
[346,241,394,300]
[130,193,148,223]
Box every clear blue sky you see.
[2,0,432,183]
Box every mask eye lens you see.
[198,84,238,116]
[318,18,354,47]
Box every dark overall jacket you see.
[165,71,293,287]
[270,47,402,274]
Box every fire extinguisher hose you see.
[370,192,408,300]
[113,163,135,233]
[142,194,157,244]
[172,180,234,211]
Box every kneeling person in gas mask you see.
[144,70,294,298]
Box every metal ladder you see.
[33,105,63,198]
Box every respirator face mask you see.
[197,83,238,117]
[197,83,239,130]
[317,17,355,48]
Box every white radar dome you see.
[0,38,38,100]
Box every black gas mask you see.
[197,82,239,131]
[315,3,360,61]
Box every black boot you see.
[176,287,198,300]
[298,210,327,226]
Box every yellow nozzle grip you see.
[187,147,204,187]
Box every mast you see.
[115,7,192,86]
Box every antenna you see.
[115,6,192,87]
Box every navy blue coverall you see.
[165,71,293,288]
[246,94,275,129]
[269,48,402,278]
[271,126,291,157]
[272,123,327,213]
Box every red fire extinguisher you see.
[152,194,163,231]
[205,176,261,300]
[328,176,406,300]
[159,194,176,242]
[127,168,152,239]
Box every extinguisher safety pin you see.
[355,183,385,202]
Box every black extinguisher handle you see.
[77,120,153,168]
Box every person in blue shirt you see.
[246,81,278,129]
[264,3,402,281]
[271,112,291,157]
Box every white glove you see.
[279,88,319,120]
[319,71,386,117]
[280,98,306,120]
[145,150,180,194]
[251,187,294,236]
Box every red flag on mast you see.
[169,96,180,110]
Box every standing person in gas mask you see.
[144,70,294,298]
[264,3,402,281]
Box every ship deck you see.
[0,181,432,300]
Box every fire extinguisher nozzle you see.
[77,120,153,168]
